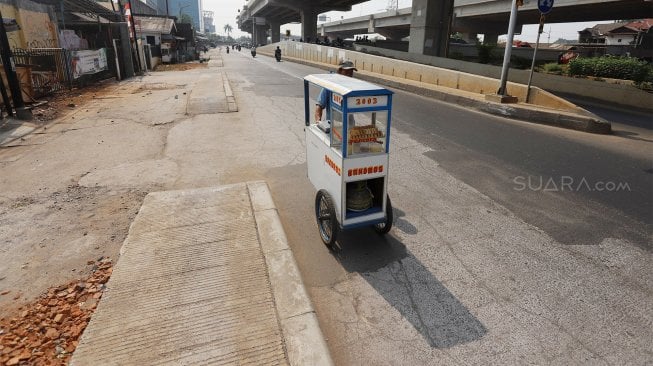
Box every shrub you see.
[510,55,532,69]
[449,51,465,60]
[542,62,563,74]
[568,56,652,84]
[476,43,496,64]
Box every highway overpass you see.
[237,0,369,45]
[318,0,653,44]
[237,0,457,55]
[239,0,653,56]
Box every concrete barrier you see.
[266,42,581,112]
[258,42,611,134]
[352,44,653,113]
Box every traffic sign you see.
[538,0,554,14]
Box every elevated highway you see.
[318,0,653,43]
[238,0,653,56]
[237,0,368,44]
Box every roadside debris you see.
[153,62,208,72]
[0,258,113,365]
[25,80,118,123]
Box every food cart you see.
[303,73,394,248]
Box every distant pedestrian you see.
[275,46,282,62]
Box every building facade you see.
[166,0,202,31]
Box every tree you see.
[223,24,233,38]
[553,38,575,45]
[180,13,192,24]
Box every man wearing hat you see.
[314,60,357,122]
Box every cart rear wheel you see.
[315,190,338,248]
[374,195,393,234]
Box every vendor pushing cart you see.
[303,73,394,248]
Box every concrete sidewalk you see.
[187,72,238,115]
[70,182,332,366]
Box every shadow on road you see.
[611,129,653,143]
[330,221,487,348]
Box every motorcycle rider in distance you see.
[275,46,282,62]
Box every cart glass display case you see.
[305,75,391,158]
[303,73,394,248]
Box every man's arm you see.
[315,88,327,123]
[315,105,324,122]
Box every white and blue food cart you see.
[303,73,394,248]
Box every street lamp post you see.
[178,3,192,22]
[498,0,518,97]
[485,0,519,104]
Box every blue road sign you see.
[538,0,554,14]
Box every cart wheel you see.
[315,190,338,248]
[374,195,393,234]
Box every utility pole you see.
[498,0,518,96]
[125,0,143,74]
[486,0,519,103]
[526,14,545,103]
[547,27,551,44]
[0,10,32,120]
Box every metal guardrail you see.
[12,48,73,99]
[7,47,118,100]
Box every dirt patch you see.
[0,185,147,316]
[134,83,187,92]
[153,62,208,72]
[26,79,120,124]
[0,258,112,366]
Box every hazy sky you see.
[202,0,613,42]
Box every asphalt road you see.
[235,51,651,249]
[391,89,652,248]
[223,50,652,365]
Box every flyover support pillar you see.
[255,26,268,45]
[462,33,478,43]
[483,33,499,44]
[270,21,281,43]
[252,24,258,46]
[408,0,454,57]
[300,7,318,42]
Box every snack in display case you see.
[348,125,385,154]
[348,125,384,143]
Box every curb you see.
[222,73,238,112]
[246,181,334,366]
[260,52,611,134]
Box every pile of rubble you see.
[0,258,113,365]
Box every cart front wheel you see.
[374,195,393,234]
[315,190,338,248]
